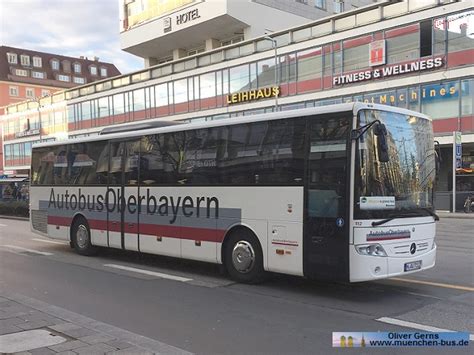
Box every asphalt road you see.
[0,217,473,354]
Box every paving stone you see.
[107,347,154,354]
[13,352,32,355]
[0,317,26,326]
[17,320,54,330]
[60,327,96,338]
[105,339,134,350]
[20,313,61,323]
[78,333,115,345]
[0,324,21,335]
[48,340,88,352]
[74,343,116,354]
[29,347,56,355]
[56,352,78,355]
[49,323,82,332]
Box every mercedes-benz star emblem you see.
[410,243,417,255]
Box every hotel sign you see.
[333,57,444,86]
[226,87,280,105]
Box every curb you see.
[0,215,29,221]
[437,213,474,220]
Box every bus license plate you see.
[404,260,422,272]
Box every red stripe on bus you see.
[272,241,299,246]
[47,215,226,243]
[366,236,410,241]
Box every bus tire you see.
[224,229,265,284]
[71,216,97,256]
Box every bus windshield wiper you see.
[372,209,439,227]
[419,208,440,221]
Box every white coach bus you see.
[30,103,438,283]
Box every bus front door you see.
[108,140,140,251]
[304,115,350,281]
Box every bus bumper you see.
[349,243,437,282]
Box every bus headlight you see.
[355,244,387,257]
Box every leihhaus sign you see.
[333,57,444,86]
[226,87,280,105]
[15,129,40,138]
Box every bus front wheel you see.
[71,217,98,256]
[224,229,265,284]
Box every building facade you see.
[0,46,121,175]
[119,0,377,66]
[1,0,473,210]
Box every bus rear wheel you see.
[71,217,97,256]
[224,229,265,284]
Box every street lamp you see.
[33,94,49,142]
[263,36,279,111]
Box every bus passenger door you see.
[108,140,140,250]
[304,115,351,281]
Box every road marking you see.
[32,238,68,245]
[391,277,474,292]
[2,245,53,256]
[377,317,474,341]
[104,264,193,282]
[0,223,7,227]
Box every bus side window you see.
[308,115,350,219]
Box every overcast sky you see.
[0,0,143,74]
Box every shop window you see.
[332,43,342,74]
[461,79,474,117]
[343,38,370,72]
[229,64,250,93]
[154,83,168,108]
[67,105,75,123]
[133,88,145,111]
[447,10,474,53]
[386,25,419,64]
[81,101,92,120]
[173,79,188,104]
[297,47,322,81]
[420,20,433,57]
[433,17,446,55]
[421,81,460,120]
[280,53,297,83]
[257,58,276,88]
[98,97,109,118]
[113,93,125,115]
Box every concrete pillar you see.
[144,57,158,68]
[173,48,187,60]
[205,38,221,51]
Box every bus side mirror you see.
[374,123,389,162]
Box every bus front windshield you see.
[354,109,436,220]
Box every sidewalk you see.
[0,291,192,355]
